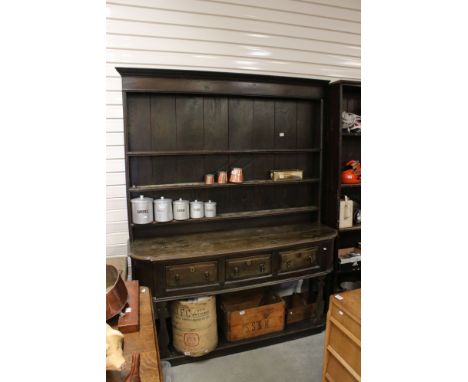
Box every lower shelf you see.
[161,319,325,366]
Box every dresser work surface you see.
[130,223,337,262]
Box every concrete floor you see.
[169,332,325,382]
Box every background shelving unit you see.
[323,80,361,291]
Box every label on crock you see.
[137,209,149,214]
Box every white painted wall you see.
[106,0,361,257]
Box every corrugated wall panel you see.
[105,0,361,257]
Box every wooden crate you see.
[284,293,317,324]
[221,292,285,342]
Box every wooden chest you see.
[221,291,285,342]
[322,289,361,382]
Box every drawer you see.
[226,254,271,281]
[165,261,218,289]
[279,246,321,273]
[328,320,361,375]
[324,352,357,382]
[331,303,361,340]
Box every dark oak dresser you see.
[117,68,338,364]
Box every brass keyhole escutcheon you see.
[259,263,265,273]
[286,260,291,269]
[246,259,252,266]
[234,266,239,274]
[175,273,180,281]
[204,271,210,279]
[190,266,195,273]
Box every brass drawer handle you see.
[308,255,314,263]
[259,263,265,273]
[246,259,252,266]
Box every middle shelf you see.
[130,178,320,192]
[131,206,319,227]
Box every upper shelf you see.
[130,178,320,192]
[127,149,320,157]
[131,206,319,228]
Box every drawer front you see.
[328,321,361,375]
[165,261,218,289]
[226,255,271,281]
[279,246,320,273]
[325,352,357,382]
[331,303,361,340]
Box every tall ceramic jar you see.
[130,195,153,224]
[154,197,173,222]
[190,200,204,219]
[173,198,190,220]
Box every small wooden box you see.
[221,292,285,342]
[270,169,303,181]
[284,293,316,324]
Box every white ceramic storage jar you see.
[173,198,190,220]
[190,200,204,219]
[204,200,217,218]
[131,195,154,224]
[154,196,173,222]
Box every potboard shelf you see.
[130,178,320,192]
[162,320,325,366]
[342,133,361,137]
[131,206,319,227]
[127,149,320,157]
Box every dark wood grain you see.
[204,97,228,150]
[176,96,204,150]
[229,98,253,150]
[252,99,275,149]
[150,95,176,151]
[274,100,297,149]
[127,94,151,151]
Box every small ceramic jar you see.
[130,195,154,224]
[173,198,190,220]
[190,200,204,219]
[204,200,217,218]
[154,196,173,222]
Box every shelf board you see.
[127,148,320,156]
[341,183,361,188]
[339,225,361,232]
[131,206,318,227]
[342,133,361,138]
[130,178,320,192]
[162,320,325,366]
